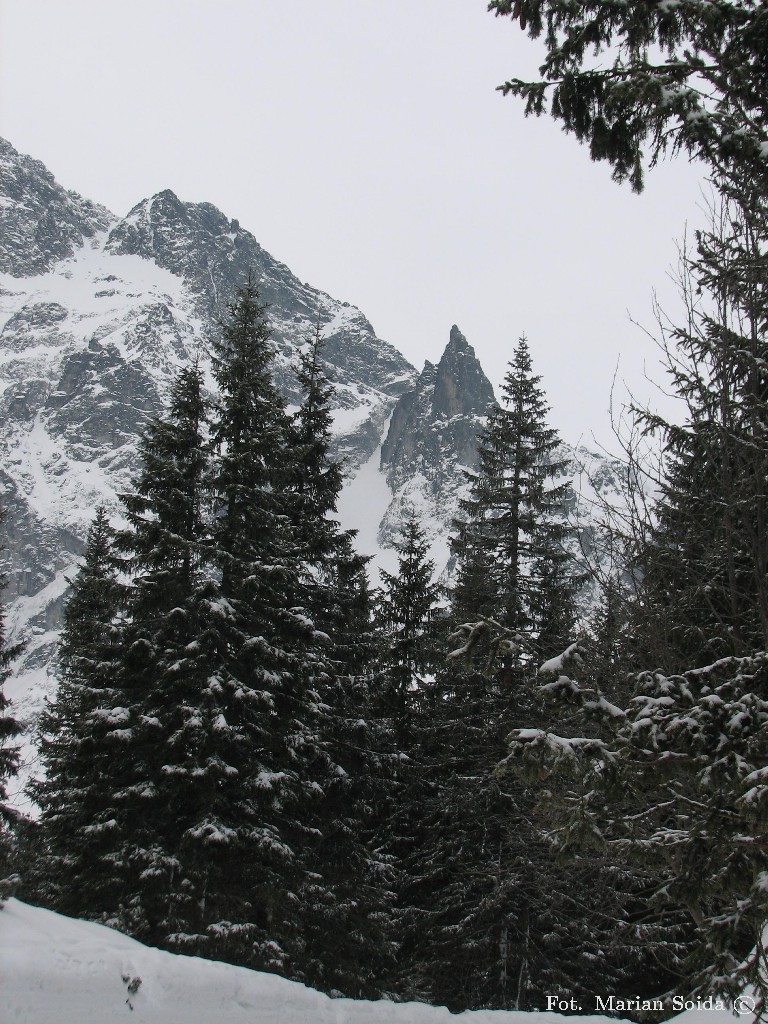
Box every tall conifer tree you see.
[490,1,768,195]
[288,321,344,568]
[33,508,130,921]
[376,516,441,737]
[202,282,336,972]
[112,362,224,946]
[287,322,378,679]
[398,341,628,1011]
[452,336,578,666]
[500,196,768,1005]
[0,501,23,891]
[285,322,395,997]
[634,192,768,670]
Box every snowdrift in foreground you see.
[0,898,737,1024]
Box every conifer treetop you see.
[451,336,579,662]
[291,319,344,526]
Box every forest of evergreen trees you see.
[2,1,768,1016]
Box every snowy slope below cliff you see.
[0,899,739,1024]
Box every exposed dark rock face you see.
[377,325,633,600]
[433,325,496,421]
[377,325,495,561]
[381,325,494,490]
[0,138,113,276]
[47,339,164,459]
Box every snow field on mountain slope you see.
[0,233,202,526]
[337,416,400,585]
[0,233,202,398]
[0,899,738,1024]
[0,232,190,334]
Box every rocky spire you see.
[432,325,495,421]
[381,325,495,490]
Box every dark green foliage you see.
[174,283,335,970]
[285,321,395,998]
[288,319,345,564]
[528,547,581,666]
[488,4,768,996]
[211,285,297,604]
[490,0,768,193]
[376,516,441,736]
[323,534,378,681]
[296,662,396,999]
[633,193,768,670]
[32,370,221,943]
[394,344,631,1011]
[581,577,635,706]
[29,285,395,994]
[506,646,768,1008]
[285,321,378,680]
[32,508,130,921]
[0,511,22,815]
[0,500,23,891]
[503,191,768,1006]
[374,518,443,995]
[398,656,647,1011]
[112,362,224,946]
[451,336,580,667]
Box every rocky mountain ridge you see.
[0,141,113,276]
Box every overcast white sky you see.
[0,0,705,446]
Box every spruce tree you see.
[30,289,392,990]
[504,194,768,1006]
[397,653,636,1012]
[398,341,637,1011]
[490,1,768,195]
[376,516,441,737]
[627,190,768,995]
[451,335,579,667]
[285,322,378,680]
[285,322,395,997]
[32,508,130,922]
[285,322,381,678]
[112,362,223,947]
[374,516,443,992]
[0,501,23,893]
[506,643,768,1008]
[528,543,582,667]
[634,192,768,670]
[288,321,344,571]
[203,282,337,972]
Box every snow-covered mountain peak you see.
[0,137,114,277]
[105,188,251,289]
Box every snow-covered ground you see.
[0,898,744,1024]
